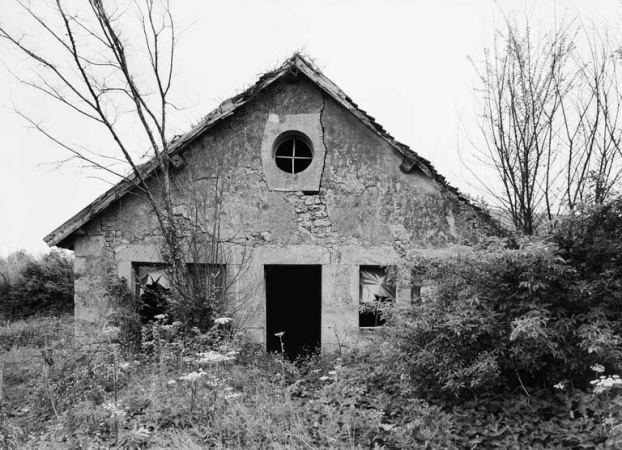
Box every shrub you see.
[391,197,622,400]
[0,249,74,320]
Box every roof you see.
[44,54,474,248]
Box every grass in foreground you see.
[1,316,622,449]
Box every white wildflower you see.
[225,392,242,400]
[196,351,234,364]
[167,380,176,385]
[102,401,126,418]
[591,374,622,393]
[179,369,207,382]
[328,370,336,376]
[154,314,167,320]
[274,332,285,337]
[319,376,330,381]
[591,364,605,373]
[214,317,232,325]
[554,382,565,390]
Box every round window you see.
[274,133,313,174]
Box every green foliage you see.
[0,249,74,320]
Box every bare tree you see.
[472,17,622,235]
[559,29,622,208]
[0,1,241,329]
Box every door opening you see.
[265,265,321,360]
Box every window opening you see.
[359,266,396,327]
[274,134,313,174]
[133,263,226,323]
[135,264,171,323]
[411,268,424,302]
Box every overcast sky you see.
[0,0,620,255]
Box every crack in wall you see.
[318,92,329,186]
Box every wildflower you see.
[154,314,167,320]
[591,364,605,373]
[214,317,232,325]
[196,351,234,364]
[554,382,565,390]
[102,401,126,418]
[590,374,622,393]
[225,392,242,400]
[167,380,176,385]
[319,376,330,381]
[328,370,336,376]
[312,369,321,373]
[179,369,207,382]
[275,332,285,337]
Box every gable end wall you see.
[71,76,496,346]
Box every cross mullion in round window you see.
[274,133,313,174]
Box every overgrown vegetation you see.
[1,200,622,449]
[0,249,73,320]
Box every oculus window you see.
[359,266,396,327]
[274,132,313,174]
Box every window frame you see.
[272,131,314,174]
[358,265,396,328]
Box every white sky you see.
[0,0,620,255]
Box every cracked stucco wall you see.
[72,76,497,346]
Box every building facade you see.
[45,55,499,356]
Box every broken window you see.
[359,265,396,327]
[134,264,171,323]
[274,132,313,174]
[133,263,226,323]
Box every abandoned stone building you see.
[45,54,499,357]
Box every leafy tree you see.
[0,249,74,319]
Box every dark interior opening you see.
[265,265,321,360]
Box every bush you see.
[0,249,74,320]
[391,197,622,400]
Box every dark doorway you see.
[265,265,321,360]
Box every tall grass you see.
[0,315,74,350]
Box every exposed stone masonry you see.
[293,191,333,237]
[100,209,119,274]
